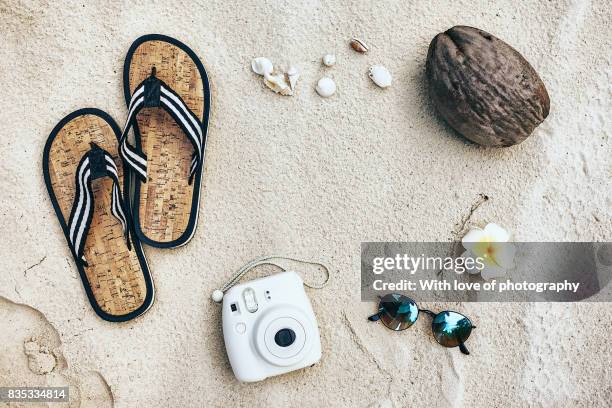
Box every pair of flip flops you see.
[42,35,211,322]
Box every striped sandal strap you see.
[119,67,204,184]
[67,142,131,266]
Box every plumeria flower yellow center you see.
[461,223,516,280]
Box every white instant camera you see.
[221,271,322,382]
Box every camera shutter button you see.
[235,322,247,334]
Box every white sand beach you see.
[1,1,610,406]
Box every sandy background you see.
[1,0,610,406]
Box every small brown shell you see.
[350,38,369,53]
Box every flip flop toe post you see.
[121,34,211,248]
[43,109,154,322]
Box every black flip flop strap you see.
[67,143,131,266]
[119,72,204,184]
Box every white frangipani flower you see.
[461,223,516,280]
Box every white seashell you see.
[264,72,292,96]
[251,57,273,76]
[322,54,336,67]
[315,77,336,98]
[368,65,392,88]
[287,66,300,91]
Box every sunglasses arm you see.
[367,313,381,322]
[458,342,470,355]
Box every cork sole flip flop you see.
[43,109,154,322]
[121,34,211,248]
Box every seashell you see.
[368,65,392,88]
[322,54,336,67]
[350,38,369,53]
[287,66,300,91]
[315,77,336,97]
[251,57,273,76]
[264,72,292,96]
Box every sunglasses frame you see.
[368,294,476,355]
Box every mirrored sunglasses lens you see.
[431,311,473,347]
[378,294,418,331]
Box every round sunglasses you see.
[368,293,476,355]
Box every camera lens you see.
[274,328,296,347]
